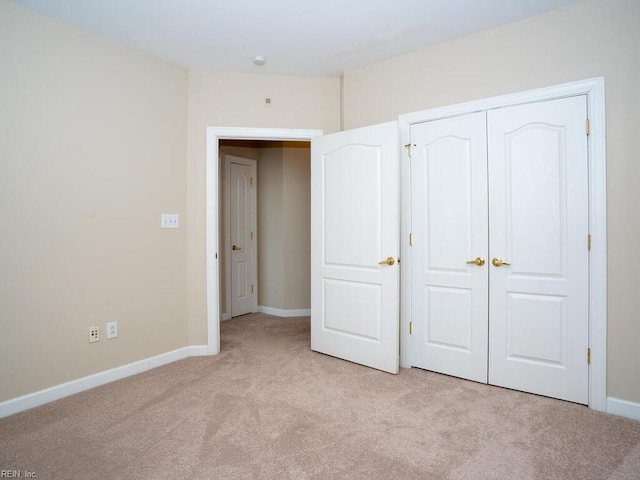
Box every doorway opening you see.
[219,140,312,321]
[205,128,323,355]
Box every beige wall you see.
[257,147,285,310]
[342,0,640,403]
[282,144,312,310]
[187,72,340,343]
[256,143,312,312]
[0,1,189,402]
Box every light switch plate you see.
[161,214,179,229]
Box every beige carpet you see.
[1,313,639,479]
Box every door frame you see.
[399,77,607,411]
[205,127,323,355]
[224,155,258,319]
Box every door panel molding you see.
[399,77,606,411]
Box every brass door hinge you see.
[251,231,254,240]
[586,119,590,136]
[409,233,414,246]
[587,348,591,365]
[250,177,254,186]
[250,285,254,294]
[405,143,415,158]
[409,322,413,335]
[588,234,592,251]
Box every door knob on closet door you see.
[232,245,241,251]
[492,257,511,267]
[378,256,395,266]
[466,257,485,267]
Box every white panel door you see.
[410,112,489,383]
[488,96,589,404]
[230,160,255,317]
[311,122,399,374]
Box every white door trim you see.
[224,155,258,317]
[205,128,323,354]
[399,77,607,412]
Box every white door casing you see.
[487,96,589,404]
[410,112,489,383]
[227,156,257,317]
[311,122,400,374]
[206,128,323,355]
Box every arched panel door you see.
[311,122,399,374]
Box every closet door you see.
[487,96,589,404]
[410,112,489,383]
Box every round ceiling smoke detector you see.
[253,56,265,66]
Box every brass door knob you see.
[466,257,485,267]
[232,245,241,251]
[378,256,395,266]
[492,257,511,267]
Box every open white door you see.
[311,122,400,374]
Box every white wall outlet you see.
[89,326,99,343]
[160,214,179,229]
[106,321,118,339]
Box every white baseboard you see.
[5,345,638,423]
[0,345,209,419]
[221,313,231,321]
[607,397,640,421]
[258,306,311,317]
[187,345,210,356]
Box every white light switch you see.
[161,214,179,229]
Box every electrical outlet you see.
[106,321,118,339]
[89,326,99,343]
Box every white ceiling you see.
[9,0,581,77]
